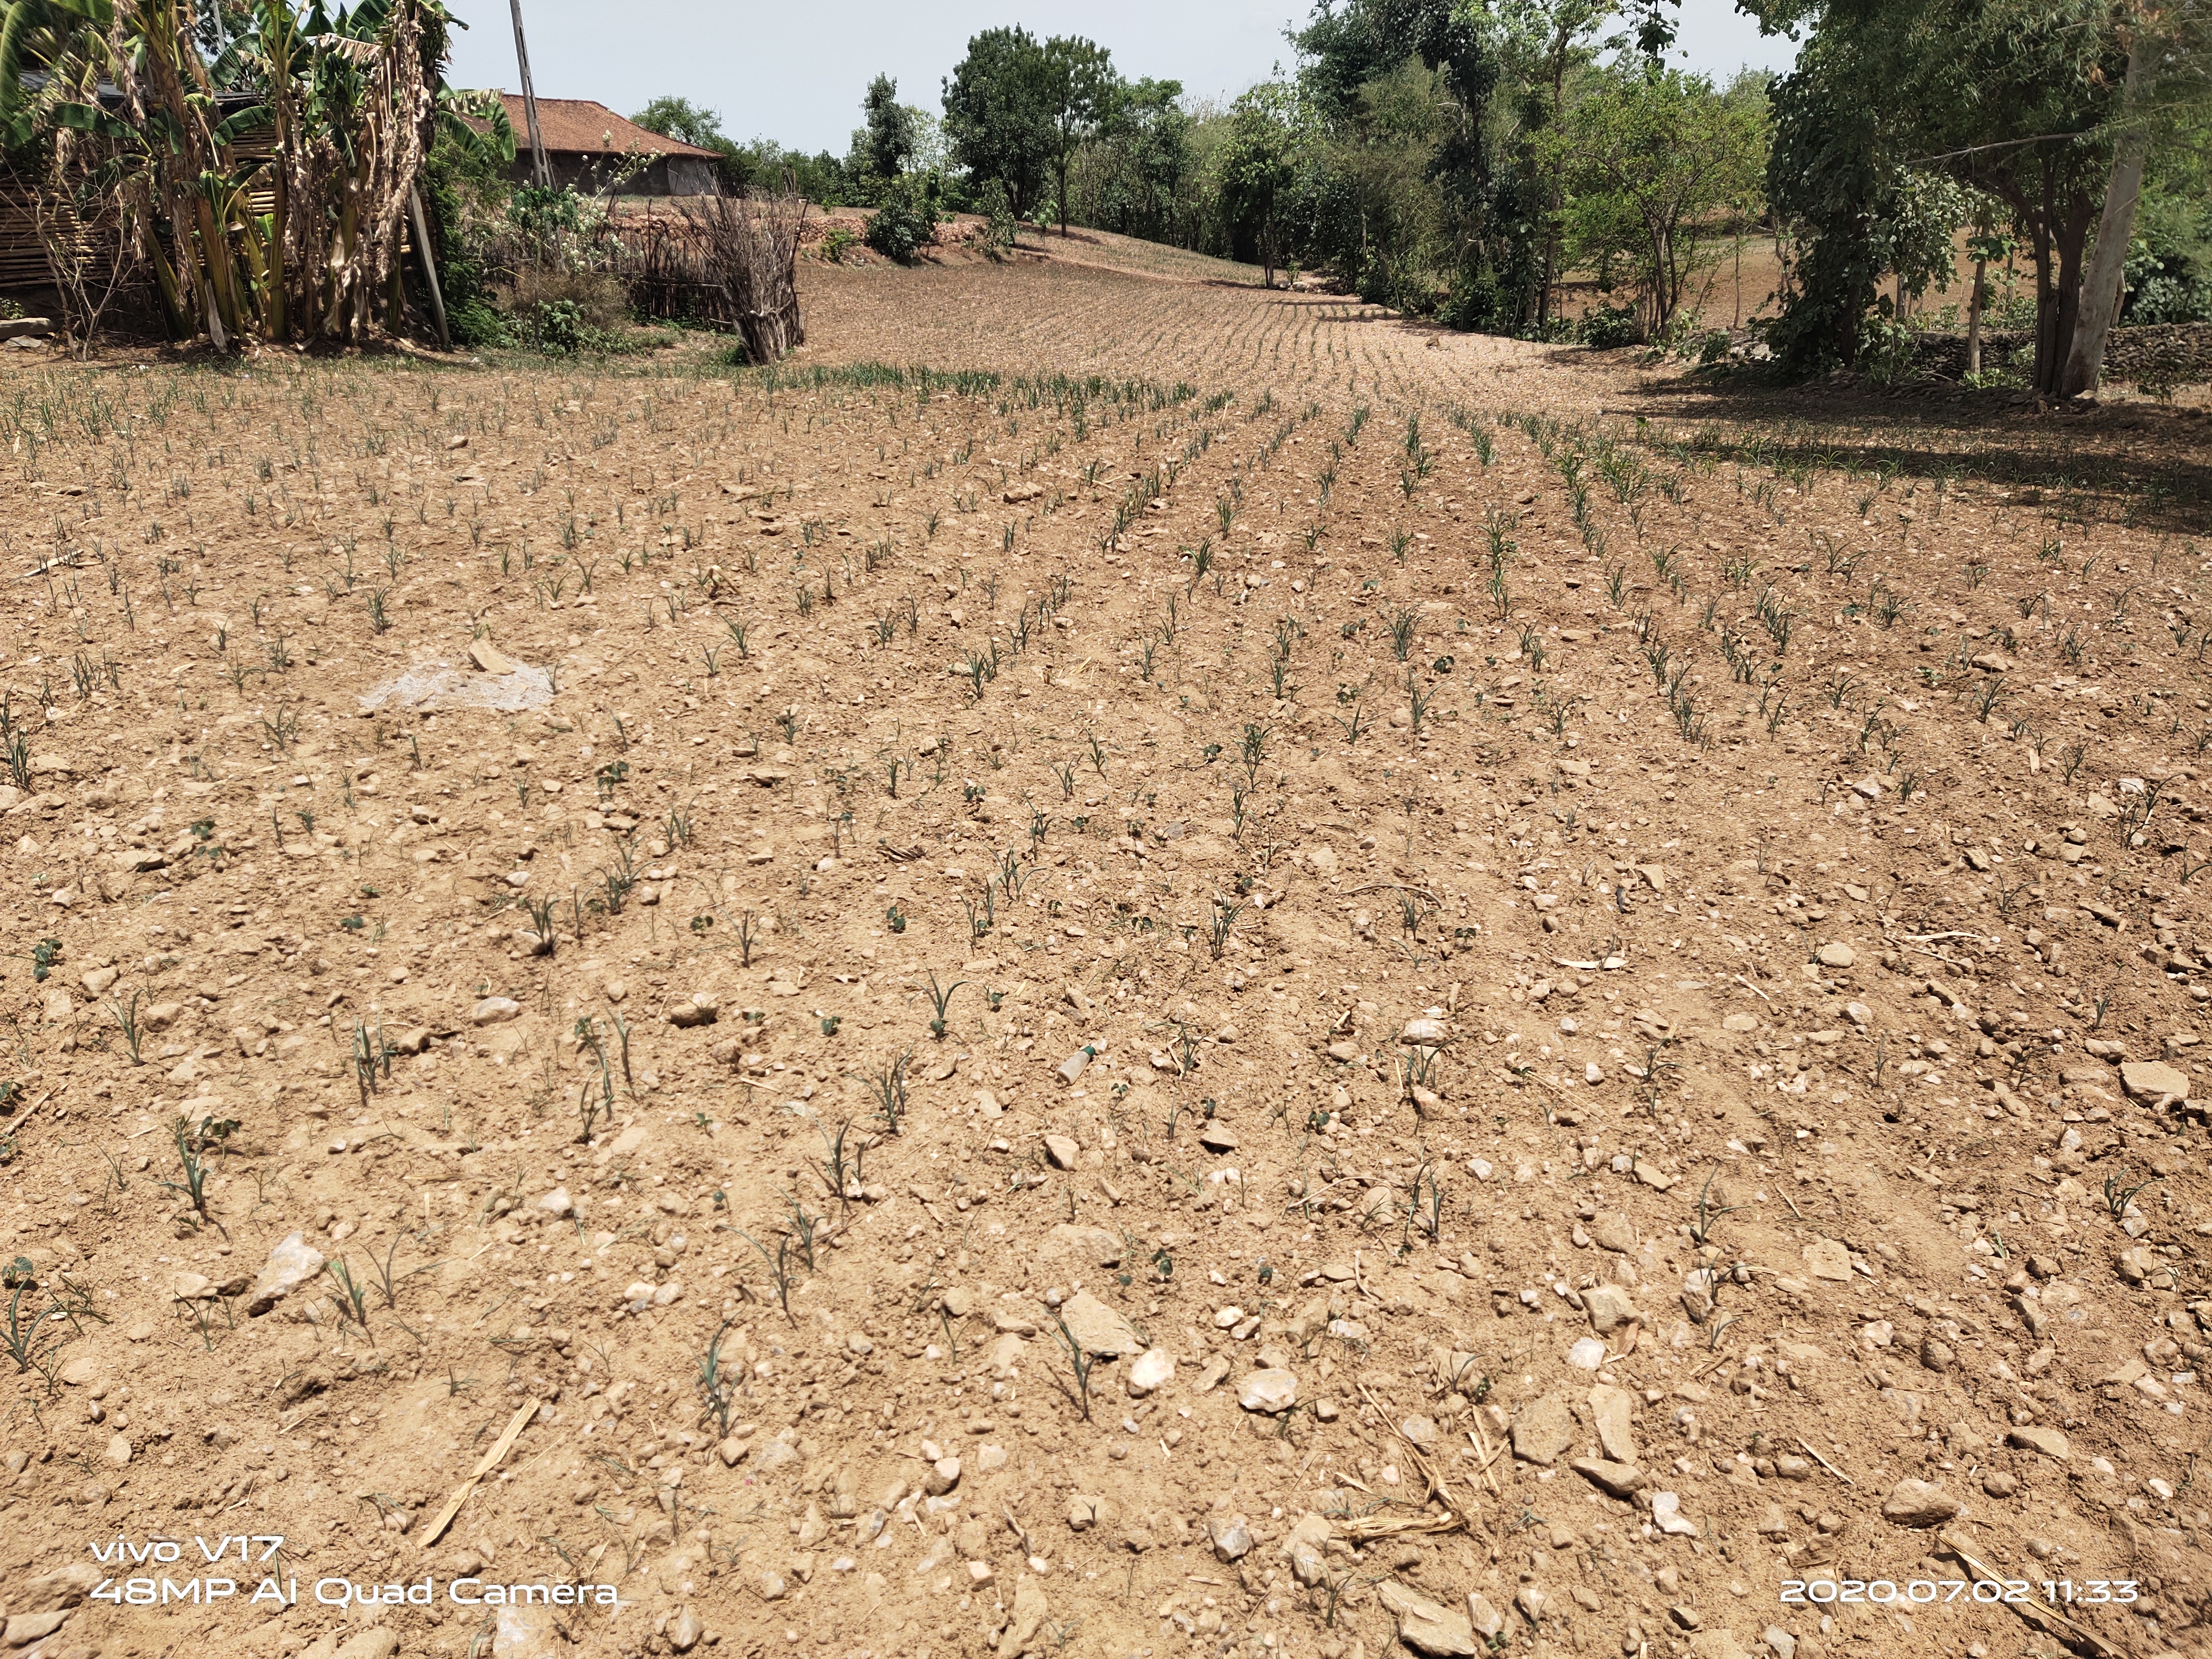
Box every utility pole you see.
[508,0,552,190]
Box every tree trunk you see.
[2060,36,2148,398]
[1966,257,1986,375]
[2027,199,2059,396]
[2036,197,2094,397]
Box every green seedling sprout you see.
[922,971,966,1039]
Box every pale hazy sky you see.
[447,0,1799,155]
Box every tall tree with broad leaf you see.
[1544,62,1768,340]
[1038,35,1116,235]
[1749,0,2164,394]
[2061,0,2212,393]
[942,25,1056,220]
[1216,81,1303,288]
[858,72,917,181]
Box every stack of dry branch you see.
[684,191,807,362]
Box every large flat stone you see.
[1053,1290,1143,1357]
[1589,1384,1639,1463]
[2121,1060,2191,1105]
[1584,1283,1640,1333]
[1046,1224,1124,1266]
[1803,1239,1853,1281]
[1571,1457,1645,1498]
[1280,1512,1332,1587]
[1587,1211,1638,1254]
[1238,1368,1298,1413]
[1880,1479,1961,1528]
[1377,1582,1480,1657]
[997,1579,1050,1657]
[1510,1392,1575,1465]
[2007,1425,2070,1461]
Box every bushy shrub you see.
[1439,265,1510,333]
[1576,304,1640,348]
[421,134,509,347]
[2128,271,2212,326]
[501,269,630,354]
[974,181,1018,262]
[865,177,943,263]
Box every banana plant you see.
[0,0,497,348]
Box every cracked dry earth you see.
[1,251,2211,1659]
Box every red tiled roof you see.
[498,96,717,160]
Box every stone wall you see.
[1908,322,2212,387]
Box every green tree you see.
[942,26,1057,218]
[1754,0,2131,393]
[858,73,916,181]
[1292,0,1549,327]
[631,95,726,153]
[1216,82,1303,288]
[2062,1,2212,391]
[1548,63,1768,338]
[1070,77,1192,242]
[1496,0,1620,327]
[1039,36,1119,235]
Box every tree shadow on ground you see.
[1608,370,2212,534]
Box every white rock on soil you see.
[1569,1456,1643,1498]
[2007,1425,2070,1460]
[491,1604,561,1658]
[1511,1393,1575,1464]
[1237,1368,1298,1413]
[1802,1239,1853,1281]
[1128,1347,1175,1396]
[1280,1511,1333,1585]
[2,1613,68,1647]
[997,1579,1049,1656]
[1209,1515,1253,1561]
[1589,1383,1638,1463]
[1566,1337,1609,1370]
[1584,1282,1639,1332]
[1466,1592,1507,1640]
[2121,1060,2190,1104]
[245,1233,325,1316]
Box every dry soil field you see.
[2,248,2211,1659]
